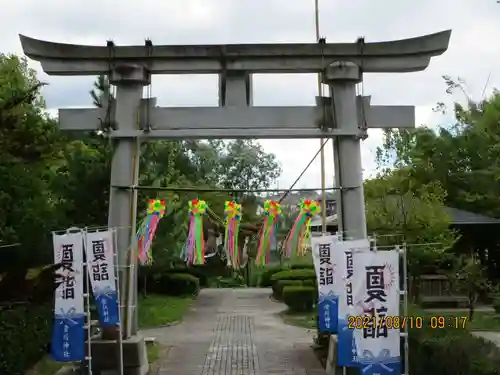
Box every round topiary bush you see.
[150,272,200,296]
[302,279,317,287]
[290,262,314,270]
[407,305,500,375]
[282,285,316,312]
[271,269,316,283]
[258,265,283,287]
[273,279,303,300]
[170,266,209,287]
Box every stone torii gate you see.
[20,30,450,375]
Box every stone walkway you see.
[141,288,325,375]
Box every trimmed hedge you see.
[273,280,303,300]
[282,286,316,312]
[169,266,208,287]
[271,269,316,283]
[140,265,208,292]
[211,274,246,288]
[302,279,317,287]
[0,303,52,375]
[409,332,500,375]
[406,306,500,375]
[313,307,500,375]
[290,263,314,270]
[258,265,283,287]
[149,273,200,296]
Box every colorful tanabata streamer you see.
[255,200,281,266]
[224,201,242,268]
[283,199,321,258]
[137,199,166,265]
[183,199,208,265]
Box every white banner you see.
[336,239,370,367]
[85,230,120,326]
[51,232,85,362]
[311,235,339,333]
[352,250,400,375]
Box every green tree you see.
[51,136,111,227]
[376,76,500,218]
[373,75,500,285]
[364,172,459,301]
[89,75,111,108]
[0,54,64,281]
[449,255,491,320]
[49,75,113,228]
[217,139,282,191]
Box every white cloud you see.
[5,0,500,190]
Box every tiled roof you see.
[444,207,500,225]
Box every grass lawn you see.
[146,343,162,363]
[29,357,63,375]
[138,294,194,329]
[281,310,317,329]
[35,345,163,375]
[30,293,192,374]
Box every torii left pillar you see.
[96,64,150,375]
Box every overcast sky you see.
[3,0,500,189]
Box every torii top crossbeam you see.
[19,30,451,75]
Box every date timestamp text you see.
[347,315,468,329]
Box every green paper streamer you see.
[234,218,241,265]
[195,215,203,264]
[291,215,308,259]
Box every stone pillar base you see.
[325,334,358,375]
[90,335,149,375]
[325,334,338,375]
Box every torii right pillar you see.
[323,61,367,240]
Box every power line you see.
[113,138,343,232]
[276,138,330,204]
[314,0,328,232]
[266,0,331,210]
[247,136,333,242]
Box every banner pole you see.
[402,243,409,375]
[83,228,93,375]
[113,228,125,375]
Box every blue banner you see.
[51,310,85,362]
[95,288,120,326]
[337,316,357,366]
[352,251,401,375]
[334,240,370,368]
[317,292,338,333]
[85,230,120,327]
[357,350,401,375]
[51,232,86,362]
[311,235,340,334]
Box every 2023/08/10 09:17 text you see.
[347,315,468,329]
